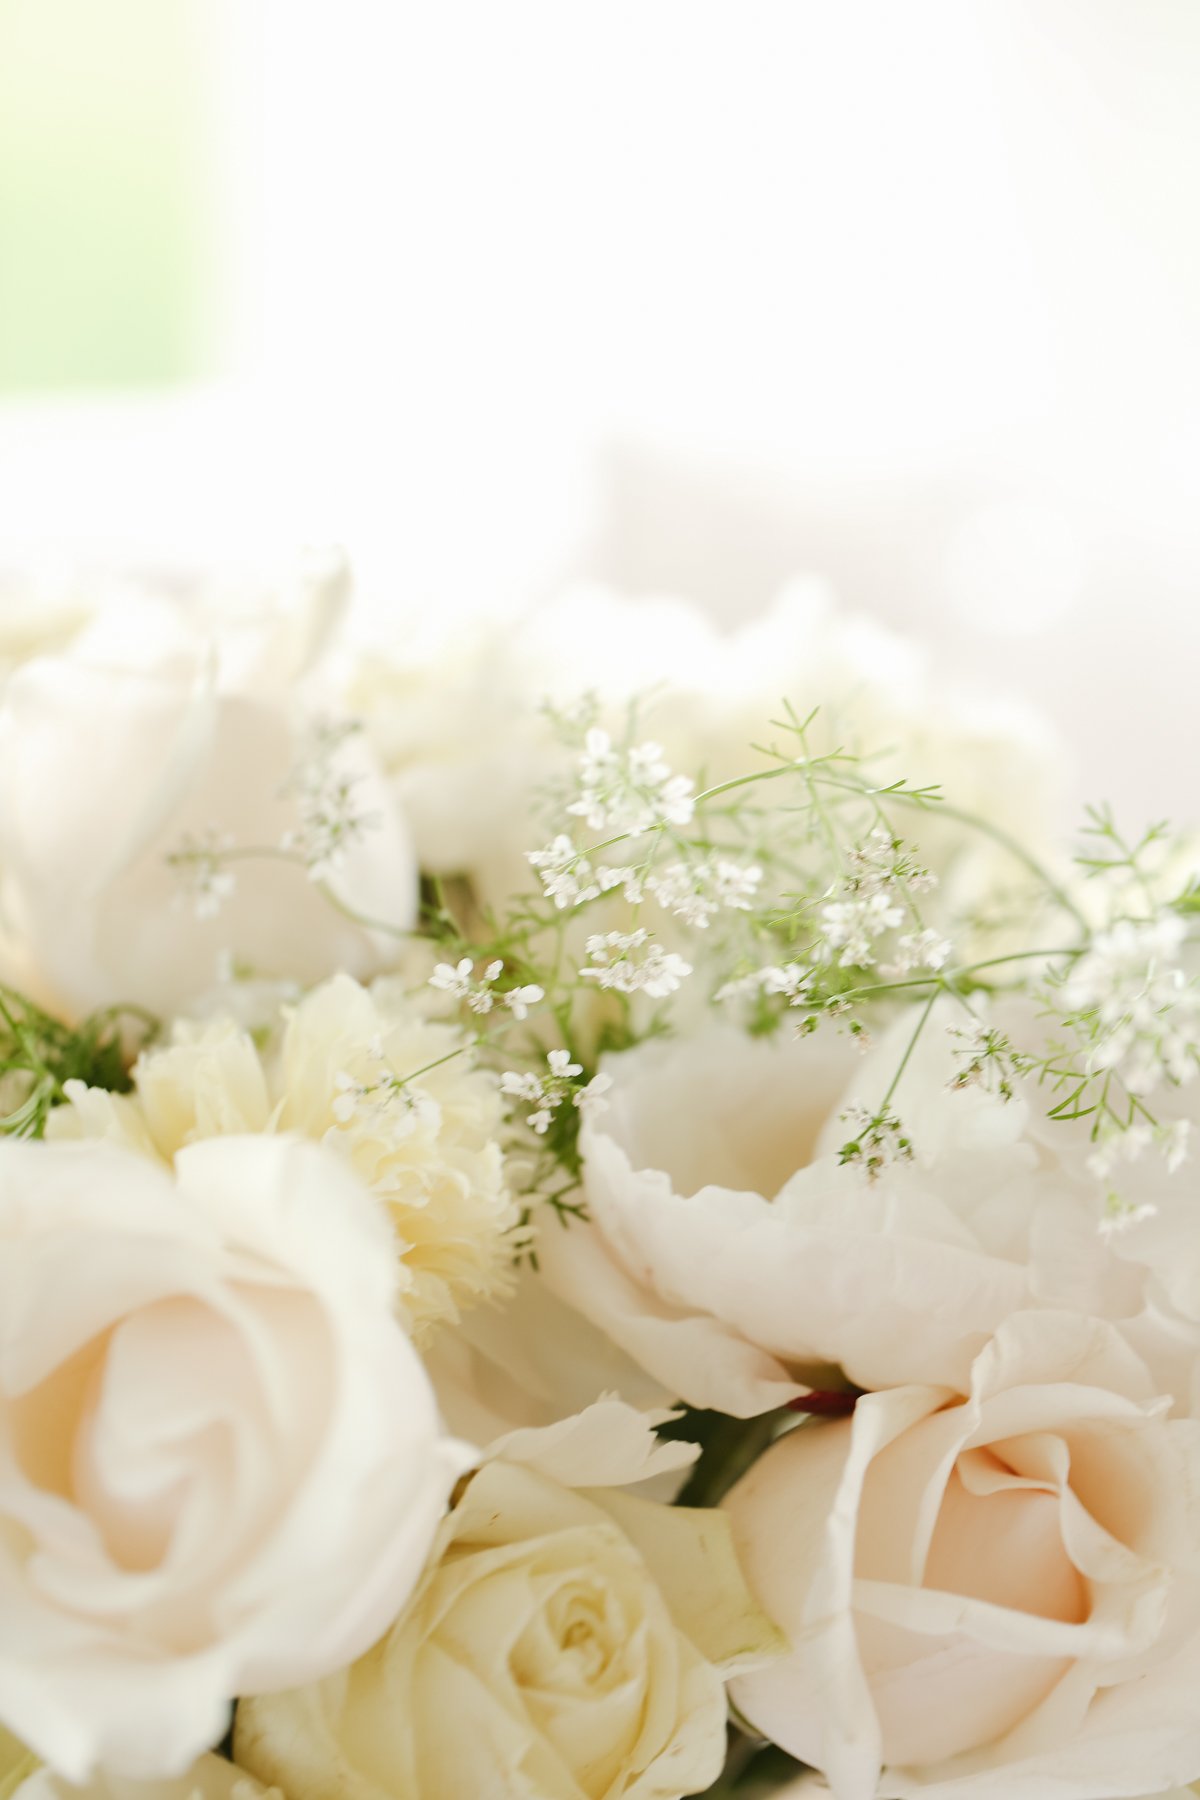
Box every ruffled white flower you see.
[0,552,416,1020]
[48,974,514,1338]
[235,1404,781,1800]
[0,1133,470,1782]
[538,1005,1189,1416]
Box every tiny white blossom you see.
[821,893,904,967]
[548,1049,583,1079]
[528,835,602,909]
[884,929,953,976]
[1097,1191,1159,1241]
[429,957,500,1013]
[504,983,545,1021]
[500,1070,544,1103]
[1062,912,1199,1097]
[281,715,381,879]
[565,730,695,835]
[716,962,812,1006]
[167,828,237,920]
[574,1071,614,1118]
[1163,1118,1191,1173]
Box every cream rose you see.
[0,556,416,1019]
[0,1134,470,1782]
[48,974,515,1337]
[539,1010,1162,1416]
[236,1403,782,1800]
[725,1311,1200,1800]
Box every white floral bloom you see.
[1061,913,1199,1096]
[580,930,693,998]
[0,554,416,1020]
[821,893,905,968]
[505,983,545,1020]
[726,1312,1200,1800]
[48,975,514,1338]
[527,835,603,909]
[537,1005,1191,1417]
[235,1405,779,1800]
[566,729,696,837]
[0,1134,469,1782]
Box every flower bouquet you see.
[2,554,1198,1800]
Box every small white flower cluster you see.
[429,957,544,1019]
[580,930,693,998]
[821,892,904,966]
[948,1018,1023,1102]
[837,1102,915,1181]
[167,828,237,920]
[1087,1114,1190,1183]
[1097,1189,1161,1242]
[1060,913,1199,1095]
[884,928,954,977]
[717,962,813,1007]
[846,825,937,895]
[527,836,643,910]
[331,1063,441,1140]
[281,717,382,881]
[819,829,946,972]
[567,728,695,836]
[501,1049,613,1136]
[644,855,764,929]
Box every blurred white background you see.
[1,0,1198,817]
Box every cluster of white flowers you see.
[1060,912,1199,1095]
[168,827,237,920]
[820,890,905,965]
[526,835,642,910]
[836,1101,915,1180]
[819,827,945,971]
[500,1048,613,1136]
[579,929,693,998]
[429,956,544,1019]
[644,855,764,928]
[567,728,695,835]
[280,716,382,880]
[716,961,813,1007]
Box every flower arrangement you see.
[1,552,1199,1800]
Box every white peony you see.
[235,1402,781,1800]
[538,1007,1170,1416]
[0,553,416,1020]
[725,1312,1200,1800]
[0,1133,470,1782]
[47,974,514,1337]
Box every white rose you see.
[0,1134,470,1783]
[725,1311,1200,1800]
[0,556,416,1019]
[538,1006,1175,1416]
[49,974,515,1338]
[236,1403,781,1800]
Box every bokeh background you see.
[1,0,1198,816]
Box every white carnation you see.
[49,973,515,1338]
